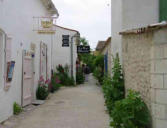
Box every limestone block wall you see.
[122,27,167,128]
[151,28,167,128]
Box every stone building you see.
[120,22,167,128]
[95,37,112,75]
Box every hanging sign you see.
[41,21,53,28]
[62,35,70,47]
[33,17,56,34]
[77,46,90,53]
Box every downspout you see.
[70,36,74,78]
[70,33,79,78]
[51,14,59,77]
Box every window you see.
[0,29,12,90]
[160,0,167,22]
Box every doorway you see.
[40,42,48,80]
[22,50,34,107]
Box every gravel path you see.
[1,74,109,128]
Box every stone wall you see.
[122,27,167,128]
[151,28,167,128]
[122,33,153,108]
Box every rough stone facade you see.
[122,27,167,128]
[122,33,153,108]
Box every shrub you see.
[92,55,105,84]
[36,86,49,100]
[76,67,85,84]
[13,102,22,115]
[111,90,151,128]
[93,67,104,84]
[93,55,104,68]
[55,65,75,86]
[102,54,125,115]
[52,84,62,91]
[67,76,75,86]
[50,74,61,93]
[36,76,49,100]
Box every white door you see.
[22,51,33,107]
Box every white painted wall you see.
[53,26,79,80]
[111,0,159,62]
[0,0,56,122]
[111,0,123,60]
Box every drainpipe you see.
[70,33,79,78]
[70,36,74,78]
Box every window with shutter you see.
[160,0,167,22]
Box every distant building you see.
[95,41,106,54]
[52,25,80,80]
[95,37,111,75]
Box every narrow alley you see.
[1,75,109,128]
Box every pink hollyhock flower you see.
[39,76,44,82]
[45,79,51,84]
[55,76,61,84]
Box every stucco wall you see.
[53,26,78,80]
[111,0,123,60]
[111,0,159,64]
[122,0,159,30]
[0,0,54,122]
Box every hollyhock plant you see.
[39,76,44,83]
[45,79,51,85]
[55,76,61,84]
[36,76,49,100]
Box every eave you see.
[41,0,59,16]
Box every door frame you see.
[21,50,34,107]
[40,42,48,80]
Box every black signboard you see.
[62,35,70,47]
[77,46,90,53]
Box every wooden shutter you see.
[160,0,167,22]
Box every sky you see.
[52,0,111,50]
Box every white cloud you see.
[53,0,111,49]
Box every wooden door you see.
[22,50,33,107]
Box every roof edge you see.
[54,25,79,33]
[41,0,59,16]
[120,21,167,35]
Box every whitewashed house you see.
[111,0,159,62]
[52,25,80,80]
[0,0,59,122]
